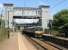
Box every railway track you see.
[41,39,68,50]
[23,34,63,50]
[24,34,47,50]
[42,35,68,50]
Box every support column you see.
[39,5,50,32]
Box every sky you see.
[0,0,68,16]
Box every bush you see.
[51,31,65,37]
[0,28,8,41]
[59,24,68,37]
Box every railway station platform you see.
[0,32,37,50]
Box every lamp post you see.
[48,20,53,35]
[8,10,10,38]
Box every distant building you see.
[3,3,53,31]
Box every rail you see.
[24,34,47,50]
[42,34,68,50]
[23,34,62,50]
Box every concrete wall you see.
[13,8,23,16]
[3,4,14,29]
[40,6,50,31]
[13,8,39,17]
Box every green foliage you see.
[0,28,8,41]
[60,24,68,37]
[51,31,65,37]
[52,9,68,37]
[0,19,5,28]
[0,17,8,41]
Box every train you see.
[22,27,44,37]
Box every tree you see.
[52,9,68,37]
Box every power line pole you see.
[48,20,53,34]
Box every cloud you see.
[0,4,3,9]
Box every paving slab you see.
[0,32,19,50]
[18,32,37,50]
[0,32,37,50]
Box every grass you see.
[0,28,8,41]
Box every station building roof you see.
[14,7,39,10]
